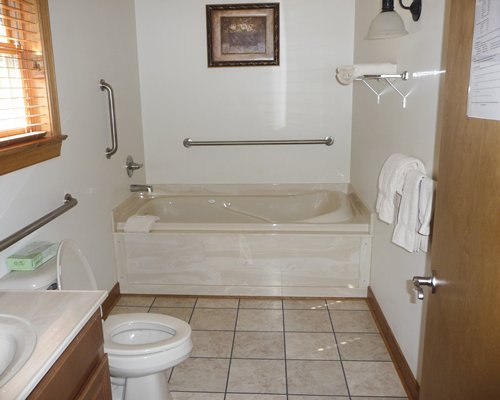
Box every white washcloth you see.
[124,215,159,233]
[392,170,426,252]
[376,154,426,224]
[336,63,398,85]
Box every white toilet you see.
[0,240,192,400]
[56,240,192,400]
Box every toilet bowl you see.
[104,313,192,377]
[55,239,192,400]
[103,313,192,400]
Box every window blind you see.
[0,0,49,144]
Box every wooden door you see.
[419,0,500,399]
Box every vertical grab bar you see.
[99,79,118,159]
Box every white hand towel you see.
[418,177,435,235]
[336,63,398,85]
[392,170,426,252]
[376,154,426,224]
[417,177,435,252]
[124,215,160,233]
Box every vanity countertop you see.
[0,290,107,400]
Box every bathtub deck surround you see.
[112,184,374,297]
[110,295,408,398]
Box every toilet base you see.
[110,378,125,400]
[111,372,172,400]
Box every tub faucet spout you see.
[130,184,153,193]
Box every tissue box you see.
[7,241,58,271]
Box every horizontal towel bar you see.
[0,194,78,252]
[354,71,409,80]
[183,136,334,148]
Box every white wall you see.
[135,0,355,184]
[0,0,145,290]
[351,0,446,379]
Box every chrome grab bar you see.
[99,79,118,159]
[183,136,334,148]
[0,194,78,252]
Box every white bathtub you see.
[116,190,368,232]
[113,184,373,297]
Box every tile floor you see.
[111,296,408,400]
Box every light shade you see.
[366,11,408,40]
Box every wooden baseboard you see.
[101,282,120,320]
[367,287,419,400]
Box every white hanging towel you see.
[417,176,436,252]
[124,215,160,233]
[418,177,435,235]
[376,154,426,224]
[392,170,427,252]
[336,63,398,85]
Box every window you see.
[0,0,64,175]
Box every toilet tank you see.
[0,258,57,290]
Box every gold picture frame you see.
[206,3,280,67]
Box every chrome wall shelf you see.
[355,71,410,108]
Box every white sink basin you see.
[0,315,37,387]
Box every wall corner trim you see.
[367,286,420,400]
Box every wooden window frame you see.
[0,0,66,176]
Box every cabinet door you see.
[28,310,106,400]
[76,355,112,400]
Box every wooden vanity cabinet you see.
[28,309,112,400]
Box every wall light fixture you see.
[366,0,422,40]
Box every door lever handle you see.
[412,270,437,300]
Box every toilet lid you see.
[103,313,192,356]
[56,240,98,290]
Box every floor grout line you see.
[223,298,240,400]
[147,296,155,312]
[281,299,288,400]
[187,298,197,324]
[328,303,352,400]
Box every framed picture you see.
[206,3,279,67]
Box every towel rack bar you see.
[183,136,334,148]
[0,194,78,252]
[355,71,410,80]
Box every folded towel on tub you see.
[124,215,159,233]
[376,153,426,224]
